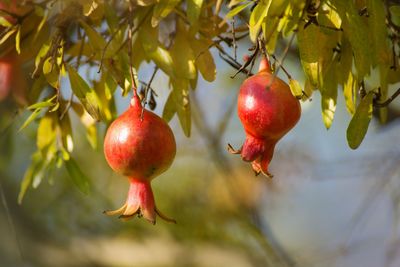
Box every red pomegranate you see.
[0,0,29,104]
[103,94,176,224]
[229,57,301,177]
[0,57,14,101]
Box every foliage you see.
[0,0,399,199]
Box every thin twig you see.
[230,43,259,78]
[231,18,237,61]
[97,17,128,73]
[265,33,296,90]
[140,67,158,119]
[127,4,137,95]
[270,54,291,79]
[374,88,400,108]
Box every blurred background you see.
[1,38,400,267]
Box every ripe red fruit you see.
[229,57,301,177]
[103,94,176,224]
[0,57,14,101]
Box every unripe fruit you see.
[103,95,176,224]
[229,57,301,177]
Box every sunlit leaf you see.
[187,0,203,28]
[367,0,390,66]
[27,95,57,110]
[18,109,41,132]
[0,16,12,27]
[170,22,197,80]
[332,0,372,77]
[347,91,374,149]
[343,71,356,115]
[139,22,174,77]
[289,79,302,99]
[0,26,17,45]
[190,38,216,82]
[15,25,21,54]
[226,2,252,18]
[297,22,337,89]
[67,65,103,121]
[37,114,57,151]
[43,57,60,89]
[249,0,271,42]
[60,113,74,152]
[152,0,180,27]
[321,64,338,129]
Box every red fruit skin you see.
[0,0,30,104]
[103,95,176,224]
[0,59,13,101]
[236,58,301,176]
[0,55,27,104]
[104,97,176,180]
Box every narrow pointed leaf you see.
[347,91,374,149]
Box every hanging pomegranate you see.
[103,94,176,224]
[229,57,301,177]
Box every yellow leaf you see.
[249,1,271,42]
[347,91,374,149]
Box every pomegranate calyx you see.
[130,94,142,108]
[104,178,176,224]
[258,57,271,73]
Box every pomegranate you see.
[229,57,301,177]
[0,57,14,101]
[103,94,176,224]
[0,0,29,104]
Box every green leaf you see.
[86,124,97,149]
[60,113,74,152]
[346,91,374,149]
[27,95,57,110]
[67,65,103,121]
[343,71,356,115]
[104,1,119,31]
[65,157,90,195]
[333,0,372,77]
[37,114,57,151]
[151,0,180,27]
[162,91,177,122]
[187,0,203,27]
[18,109,41,131]
[297,22,337,88]
[336,38,352,85]
[79,19,106,52]
[390,5,400,26]
[169,78,191,136]
[249,1,271,42]
[139,22,174,76]
[289,79,303,99]
[226,2,252,18]
[0,16,12,27]
[18,152,42,204]
[262,16,280,53]
[321,64,338,129]
[367,0,390,66]
[0,26,17,45]
[34,42,50,73]
[190,38,216,82]
[170,23,197,79]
